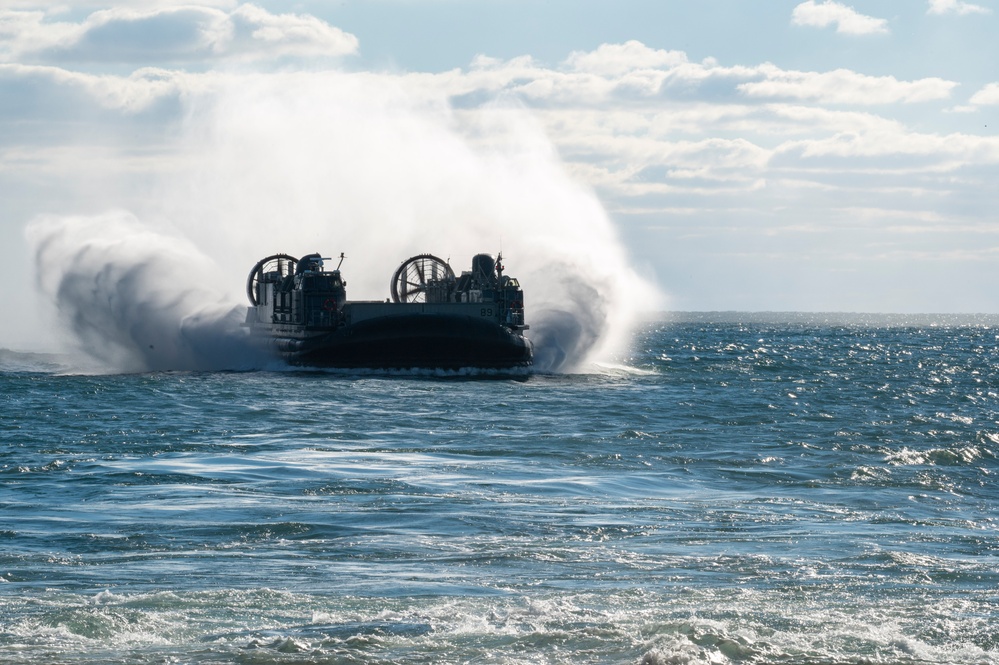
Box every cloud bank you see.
[5,1,999,354]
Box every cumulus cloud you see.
[411,43,997,226]
[9,21,953,124]
[565,40,688,76]
[969,82,999,105]
[442,48,956,109]
[0,35,976,213]
[791,0,890,35]
[0,4,358,65]
[0,62,203,116]
[776,127,999,161]
[927,0,991,15]
[739,66,957,104]
[0,9,77,62]
[227,4,360,59]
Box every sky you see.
[3,0,999,354]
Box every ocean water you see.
[2,313,997,664]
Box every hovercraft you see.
[244,252,532,369]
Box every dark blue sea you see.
[2,313,997,664]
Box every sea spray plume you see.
[460,105,659,371]
[526,268,605,372]
[160,73,660,371]
[26,211,270,372]
[23,73,656,372]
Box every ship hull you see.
[261,313,533,370]
[245,252,532,370]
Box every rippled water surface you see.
[2,314,998,664]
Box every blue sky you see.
[3,1,999,352]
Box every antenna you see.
[337,252,345,270]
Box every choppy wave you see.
[2,317,998,664]
[2,586,994,664]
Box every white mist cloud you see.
[791,1,890,35]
